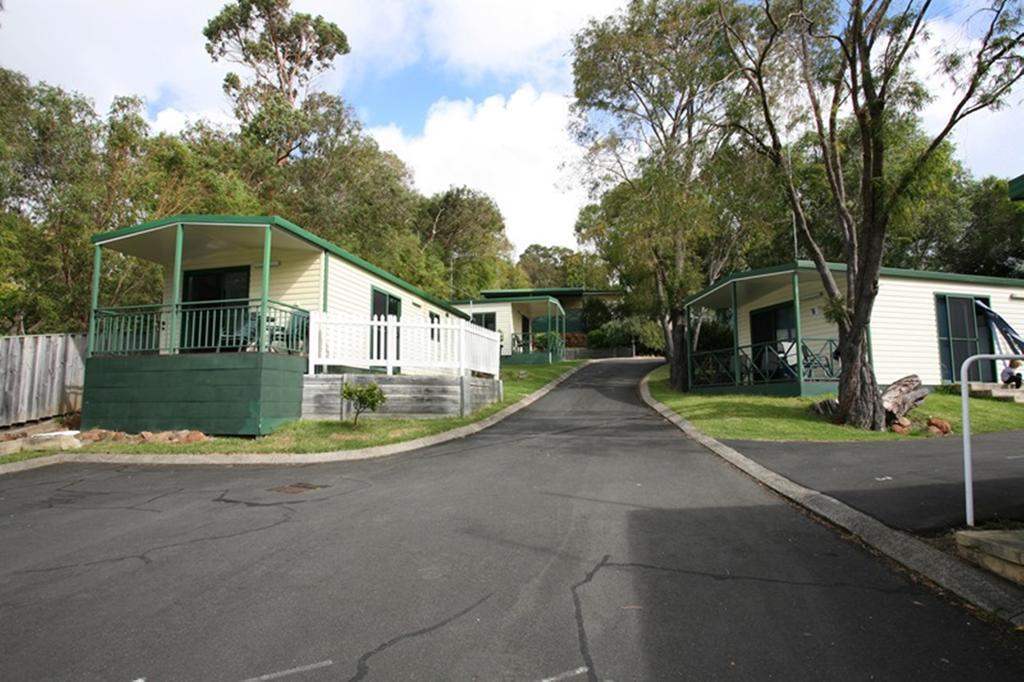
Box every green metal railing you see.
[511,331,565,360]
[92,299,309,356]
[691,337,840,387]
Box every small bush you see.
[341,382,386,426]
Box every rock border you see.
[0,362,592,478]
[638,366,1024,627]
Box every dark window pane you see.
[949,298,971,337]
[935,296,949,340]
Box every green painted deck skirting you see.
[82,353,305,436]
[502,352,560,365]
[690,381,837,397]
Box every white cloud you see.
[370,85,588,254]
[913,15,1024,178]
[421,0,622,87]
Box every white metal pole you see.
[306,311,319,375]
[959,352,1024,527]
[386,315,395,375]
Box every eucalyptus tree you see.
[720,0,1024,428]
[572,0,741,389]
[204,0,350,165]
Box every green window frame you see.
[471,312,496,331]
[935,294,995,382]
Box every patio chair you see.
[218,312,260,351]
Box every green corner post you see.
[792,270,803,394]
[260,224,273,352]
[168,223,184,354]
[86,244,103,357]
[322,253,329,312]
[546,300,552,363]
[731,280,739,386]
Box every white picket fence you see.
[1,333,86,428]
[308,312,501,377]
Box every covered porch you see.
[83,215,318,435]
[504,296,566,364]
[685,264,843,396]
[455,295,567,364]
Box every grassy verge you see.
[647,365,1024,442]
[0,361,583,464]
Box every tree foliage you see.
[204,0,350,165]
[720,0,1024,428]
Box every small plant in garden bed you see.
[342,382,386,426]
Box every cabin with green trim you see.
[452,295,568,364]
[82,215,471,436]
[685,261,1024,396]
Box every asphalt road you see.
[727,432,1024,533]
[2,360,1023,681]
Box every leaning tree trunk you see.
[836,325,885,430]
[662,309,688,392]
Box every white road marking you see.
[539,666,589,682]
[1005,455,1024,460]
[240,659,334,681]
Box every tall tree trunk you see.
[836,324,884,429]
[665,309,687,391]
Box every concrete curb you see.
[0,362,592,477]
[638,366,1024,628]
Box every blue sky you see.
[0,0,1020,254]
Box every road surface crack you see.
[571,555,609,682]
[13,513,292,575]
[347,593,492,681]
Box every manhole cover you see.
[269,482,325,494]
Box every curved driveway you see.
[1,360,1022,680]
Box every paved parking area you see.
[726,432,1024,533]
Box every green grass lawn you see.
[647,365,1024,442]
[0,361,583,464]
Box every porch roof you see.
[1011,174,1024,201]
[91,214,470,320]
[452,295,566,318]
[686,260,1024,309]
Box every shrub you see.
[532,331,561,352]
[587,317,665,353]
[341,382,386,426]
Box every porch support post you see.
[731,281,739,386]
[792,271,804,394]
[169,223,184,354]
[546,301,552,363]
[259,224,272,352]
[87,244,103,357]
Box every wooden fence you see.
[0,334,86,428]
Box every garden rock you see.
[23,432,82,452]
[891,423,910,435]
[927,417,953,435]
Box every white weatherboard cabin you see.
[82,215,500,435]
[684,261,1024,396]
[453,295,567,364]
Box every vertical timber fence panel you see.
[0,333,86,428]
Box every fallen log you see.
[881,374,929,424]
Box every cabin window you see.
[429,312,441,341]
[370,288,401,366]
[471,312,496,331]
[936,295,995,382]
